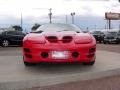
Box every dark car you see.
[91,31,104,43]
[103,32,120,44]
[0,30,25,47]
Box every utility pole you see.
[71,12,75,24]
[94,25,96,31]
[48,8,52,23]
[108,19,111,29]
[119,21,120,32]
[105,19,109,29]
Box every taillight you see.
[24,48,31,53]
[88,48,96,58]
[24,48,32,58]
[89,48,96,53]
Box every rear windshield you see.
[35,24,82,33]
[92,31,102,34]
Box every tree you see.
[12,25,22,31]
[31,23,41,31]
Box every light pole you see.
[33,8,53,23]
[71,12,75,24]
[94,25,96,31]
[48,8,52,23]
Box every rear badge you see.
[52,51,68,59]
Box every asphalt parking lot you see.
[0,44,120,90]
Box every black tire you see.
[99,40,102,43]
[103,41,106,44]
[23,56,36,66]
[116,41,119,44]
[1,39,9,47]
[83,61,95,66]
[24,61,36,66]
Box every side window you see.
[6,31,11,35]
[16,31,25,36]
[117,33,120,36]
[7,31,17,35]
[1,31,6,35]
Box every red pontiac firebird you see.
[23,23,96,66]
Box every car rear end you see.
[23,33,96,64]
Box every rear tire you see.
[103,41,106,44]
[83,61,95,66]
[24,61,36,66]
[99,40,101,43]
[116,41,119,44]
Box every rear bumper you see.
[23,43,96,63]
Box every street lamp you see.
[48,8,52,23]
[33,8,53,23]
[71,12,75,24]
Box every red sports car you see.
[23,23,96,66]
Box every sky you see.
[0,0,120,32]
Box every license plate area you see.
[52,51,68,59]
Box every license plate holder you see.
[52,51,68,59]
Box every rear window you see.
[36,24,82,33]
[7,31,17,35]
[92,31,102,34]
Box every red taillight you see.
[24,48,32,58]
[89,48,96,53]
[24,48,31,53]
[88,48,96,58]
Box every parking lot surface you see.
[0,44,120,89]
[97,44,120,53]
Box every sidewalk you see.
[30,75,120,90]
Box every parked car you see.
[103,32,120,44]
[91,31,104,43]
[23,23,96,66]
[0,30,25,47]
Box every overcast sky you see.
[0,0,120,31]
